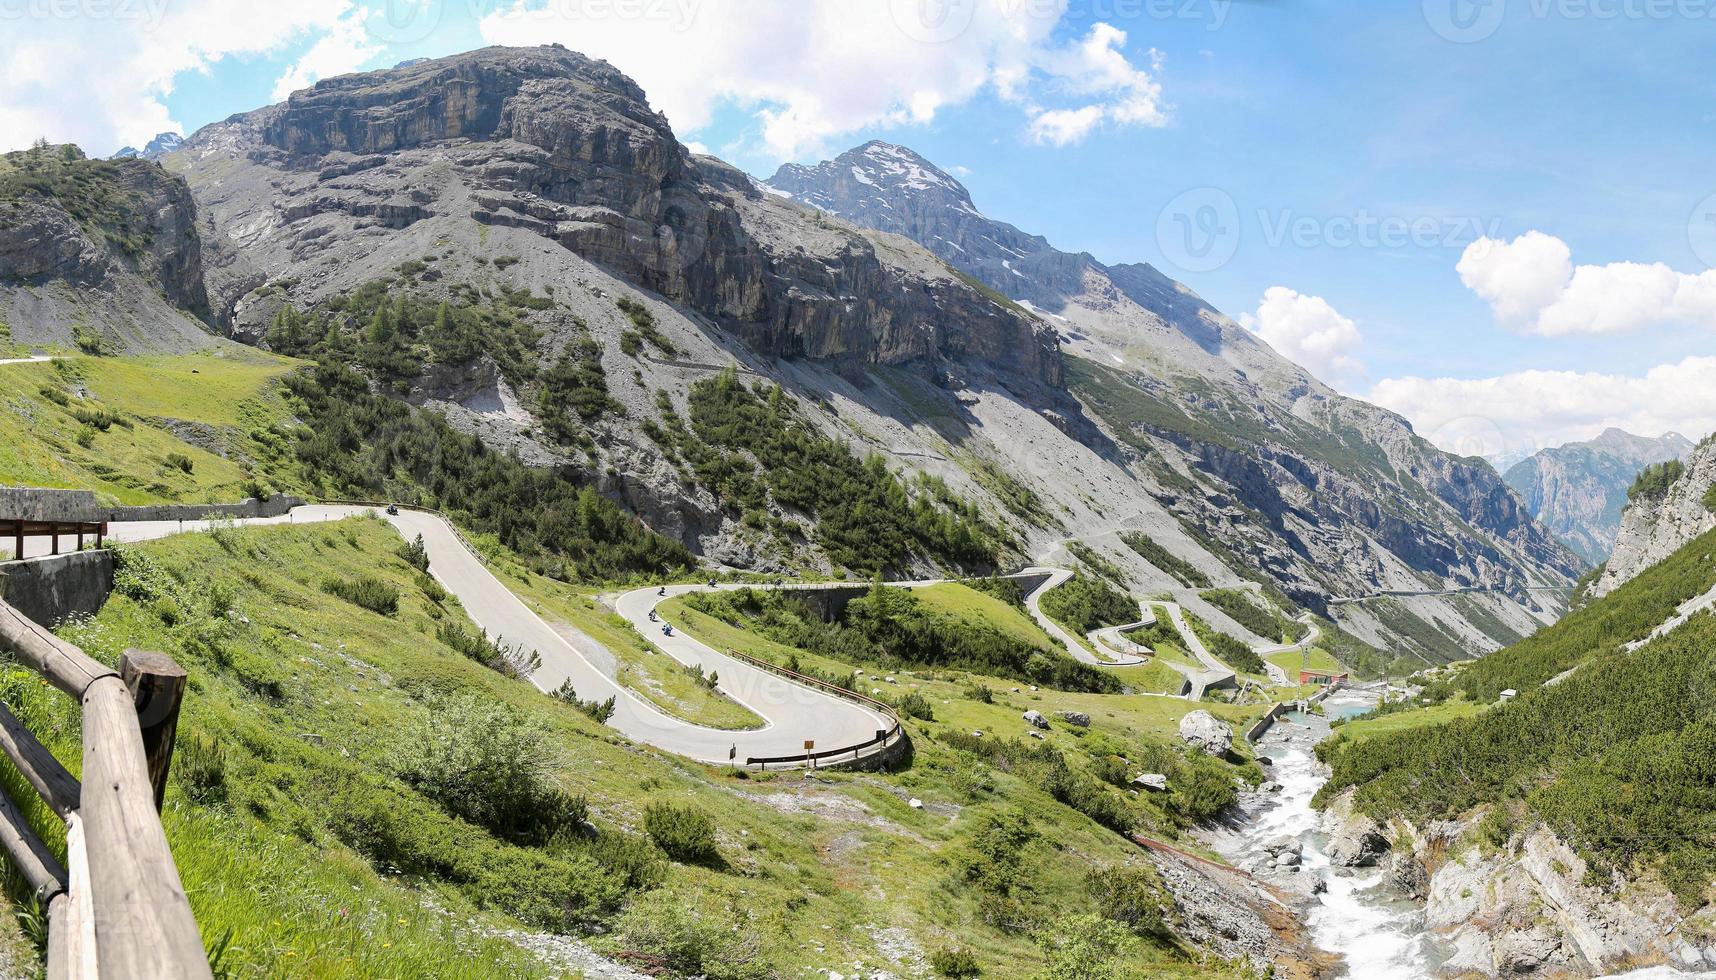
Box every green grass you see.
[1263,646,1343,678]
[914,582,1061,651]
[1328,698,1485,743]
[498,569,764,731]
[0,354,301,506]
[0,519,1273,978]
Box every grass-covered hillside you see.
[14,519,1278,978]
[0,353,299,508]
[1316,527,1716,905]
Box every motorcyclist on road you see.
[386,504,399,516]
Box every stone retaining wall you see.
[0,487,304,526]
[0,550,114,626]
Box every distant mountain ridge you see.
[768,141,1582,663]
[111,132,183,162]
[1505,429,1694,564]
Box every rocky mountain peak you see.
[769,140,978,214]
[1506,429,1696,565]
[174,45,1063,387]
[111,132,183,162]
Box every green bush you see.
[963,683,994,704]
[164,451,194,474]
[551,680,617,723]
[321,575,400,616]
[1084,865,1165,936]
[614,891,767,980]
[896,690,935,721]
[396,533,429,572]
[387,692,586,846]
[642,801,719,864]
[929,947,982,977]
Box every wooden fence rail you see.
[0,598,208,979]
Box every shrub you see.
[642,801,719,864]
[322,575,400,616]
[930,947,982,977]
[388,692,586,845]
[416,572,447,604]
[1084,865,1166,936]
[897,690,936,721]
[164,451,194,474]
[963,683,994,704]
[614,891,766,980]
[74,426,95,448]
[437,620,539,678]
[397,533,429,572]
[38,386,68,406]
[551,680,617,723]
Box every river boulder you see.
[1326,813,1389,867]
[1178,710,1233,757]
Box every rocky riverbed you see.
[1197,690,1716,979]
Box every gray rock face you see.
[1056,710,1091,727]
[0,146,213,353]
[1597,436,1716,597]
[767,141,1582,656]
[111,132,184,162]
[1385,851,1429,900]
[1177,710,1232,757]
[1133,773,1168,791]
[186,47,1061,388]
[1505,428,1693,564]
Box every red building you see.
[1300,668,1349,686]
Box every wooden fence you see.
[0,599,208,979]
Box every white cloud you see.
[1239,286,1365,386]
[477,1,1169,162]
[1458,231,1716,337]
[1024,24,1166,145]
[1367,356,1716,463]
[271,11,383,101]
[0,0,371,154]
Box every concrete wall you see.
[99,494,303,524]
[0,487,303,526]
[0,550,114,626]
[0,488,101,522]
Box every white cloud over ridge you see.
[1367,357,1716,464]
[1239,286,1365,387]
[0,0,376,154]
[1458,231,1716,337]
[476,1,1170,161]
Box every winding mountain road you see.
[31,504,1294,766]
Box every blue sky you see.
[5,0,1716,458]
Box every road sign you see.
[803,739,815,751]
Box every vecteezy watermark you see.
[891,0,1234,44]
[1154,191,1503,275]
[0,0,168,28]
[1155,188,1241,275]
[1689,191,1716,270]
[1425,0,1716,42]
[1257,208,1503,251]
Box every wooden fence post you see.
[119,650,187,812]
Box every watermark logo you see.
[1689,191,1716,269]
[365,0,445,45]
[1423,0,1508,42]
[889,0,980,43]
[1156,187,1241,275]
